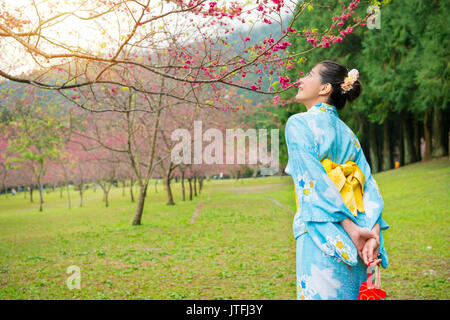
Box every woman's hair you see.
[317,60,362,110]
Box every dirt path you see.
[268,198,295,214]
[189,201,204,224]
[220,182,291,194]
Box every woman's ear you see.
[319,83,333,96]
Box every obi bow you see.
[321,159,365,217]
[293,159,365,217]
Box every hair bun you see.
[345,79,362,102]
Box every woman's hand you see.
[362,237,381,266]
[340,219,380,261]
[347,226,379,260]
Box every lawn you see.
[0,157,449,299]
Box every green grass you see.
[0,157,449,299]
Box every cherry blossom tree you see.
[0,0,372,107]
[0,88,70,211]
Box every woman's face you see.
[295,64,329,104]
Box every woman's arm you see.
[371,222,380,235]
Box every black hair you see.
[317,60,362,110]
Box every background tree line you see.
[274,0,449,173]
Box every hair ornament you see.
[341,68,359,93]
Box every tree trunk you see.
[413,118,421,161]
[130,179,135,202]
[122,181,126,197]
[381,119,393,171]
[398,114,404,167]
[181,171,185,201]
[104,190,109,207]
[369,122,380,173]
[193,175,197,197]
[165,177,175,205]
[431,106,448,158]
[30,185,34,203]
[60,183,63,198]
[38,183,44,212]
[66,183,71,209]
[155,179,158,193]
[188,178,193,201]
[402,112,417,165]
[132,183,148,226]
[252,167,258,178]
[236,170,241,181]
[199,176,203,194]
[424,109,432,160]
[446,108,450,157]
[79,187,83,207]
[360,119,370,167]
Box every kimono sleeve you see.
[285,115,358,224]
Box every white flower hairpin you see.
[340,69,359,93]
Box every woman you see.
[284,61,389,300]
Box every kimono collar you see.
[307,102,339,118]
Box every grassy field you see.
[0,157,449,300]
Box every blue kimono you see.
[284,102,389,300]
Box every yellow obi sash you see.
[294,159,365,217]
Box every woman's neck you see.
[304,98,328,111]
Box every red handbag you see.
[358,261,387,300]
